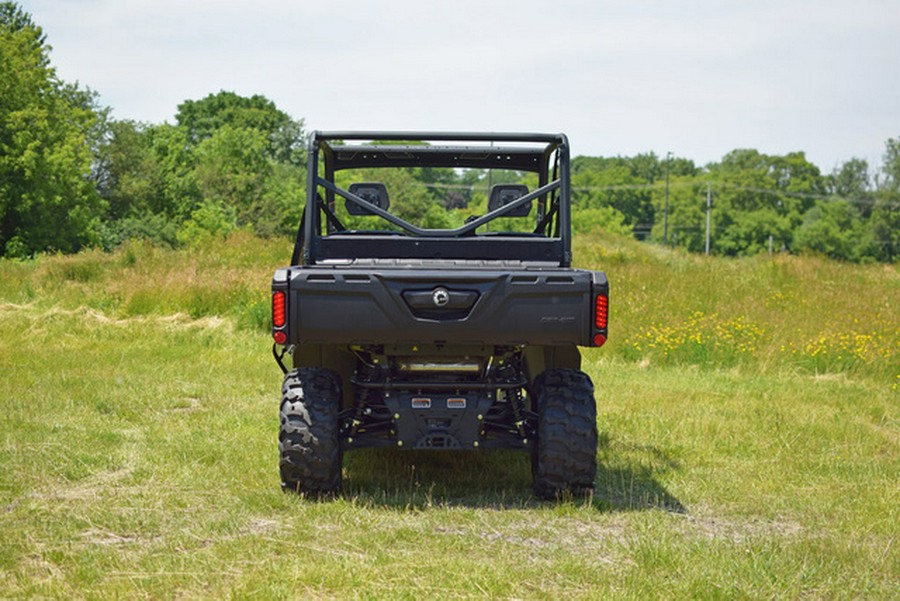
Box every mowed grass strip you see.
[1,295,896,597]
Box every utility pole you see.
[705,182,711,255]
[663,151,672,247]
[487,141,494,193]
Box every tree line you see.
[1,2,897,262]
[570,147,899,262]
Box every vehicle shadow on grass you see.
[339,434,685,512]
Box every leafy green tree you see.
[571,157,647,229]
[193,125,271,224]
[570,154,697,238]
[650,178,708,252]
[830,158,870,196]
[629,152,663,183]
[0,1,35,30]
[93,120,194,248]
[881,138,900,190]
[869,138,900,261]
[257,162,306,237]
[572,206,630,236]
[0,2,106,256]
[868,193,899,262]
[95,92,308,245]
[95,120,199,229]
[174,91,307,237]
[192,124,307,237]
[829,158,874,224]
[793,199,867,261]
[176,199,237,248]
[144,123,199,219]
[706,150,823,256]
[94,120,158,220]
[176,90,305,165]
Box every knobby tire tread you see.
[532,368,598,500]
[279,368,343,496]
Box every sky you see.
[23,0,900,172]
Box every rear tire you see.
[532,369,597,500]
[279,368,343,496]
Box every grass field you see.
[0,233,897,597]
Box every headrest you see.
[346,182,389,215]
[488,184,531,217]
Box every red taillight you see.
[272,291,286,328]
[594,294,608,330]
[273,330,287,345]
[593,333,607,347]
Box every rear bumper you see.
[272,266,608,348]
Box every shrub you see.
[176,200,237,248]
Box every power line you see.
[573,182,900,209]
[405,180,900,208]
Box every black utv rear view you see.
[271,131,608,499]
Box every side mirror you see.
[346,182,390,216]
[488,184,531,217]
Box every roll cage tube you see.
[318,178,561,238]
[292,131,572,266]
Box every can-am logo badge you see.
[432,287,450,307]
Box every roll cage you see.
[291,131,573,267]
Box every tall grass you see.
[0,232,286,332]
[1,231,895,381]
[574,232,898,381]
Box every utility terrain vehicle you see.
[271,131,609,499]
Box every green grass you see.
[0,233,897,597]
